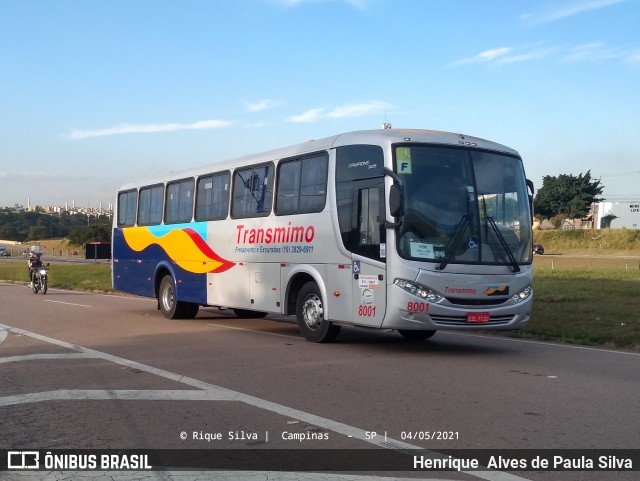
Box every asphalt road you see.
[0,283,638,481]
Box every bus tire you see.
[233,309,268,319]
[159,275,185,319]
[183,303,200,319]
[397,329,436,341]
[296,281,340,343]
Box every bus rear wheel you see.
[296,282,340,343]
[397,329,436,341]
[158,275,199,319]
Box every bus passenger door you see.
[350,180,387,327]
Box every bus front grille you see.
[430,314,514,327]
[445,297,509,306]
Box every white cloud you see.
[67,119,233,140]
[0,170,86,180]
[456,42,639,68]
[245,99,279,112]
[561,42,640,63]
[495,47,556,65]
[290,101,393,123]
[523,0,625,24]
[289,108,326,123]
[327,101,393,119]
[453,47,512,66]
[272,0,369,9]
[562,42,617,62]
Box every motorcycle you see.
[32,263,49,295]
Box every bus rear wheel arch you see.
[158,274,199,320]
[296,281,340,343]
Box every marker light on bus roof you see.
[394,279,443,303]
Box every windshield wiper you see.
[436,215,469,271]
[486,216,520,272]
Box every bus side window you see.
[165,178,194,224]
[359,187,381,246]
[231,164,274,218]
[195,171,230,221]
[337,179,385,262]
[138,184,164,226]
[117,190,137,227]
[276,153,328,216]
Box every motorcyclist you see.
[27,251,43,288]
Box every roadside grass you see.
[524,265,640,349]
[1,257,639,350]
[0,260,112,291]
[533,228,640,255]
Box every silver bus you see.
[113,129,534,342]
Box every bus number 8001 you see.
[358,305,377,317]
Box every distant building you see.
[594,201,640,229]
[23,202,112,218]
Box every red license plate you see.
[467,312,491,323]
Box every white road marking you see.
[0,353,95,363]
[44,299,92,308]
[0,389,229,406]
[444,331,640,357]
[0,322,531,481]
[207,322,301,340]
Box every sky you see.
[1,0,639,209]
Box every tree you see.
[534,171,604,219]
[67,225,111,246]
[27,225,52,240]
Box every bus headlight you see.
[511,285,532,304]
[394,279,443,302]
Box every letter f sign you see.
[398,161,412,174]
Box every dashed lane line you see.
[0,323,531,481]
[44,299,92,308]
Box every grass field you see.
[533,228,640,255]
[1,256,638,350]
[523,256,640,349]
[0,260,112,292]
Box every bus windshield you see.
[396,145,532,267]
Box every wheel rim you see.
[161,283,174,312]
[302,294,323,331]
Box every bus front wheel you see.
[296,282,340,343]
[397,329,436,341]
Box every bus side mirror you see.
[389,183,404,218]
[526,179,534,225]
